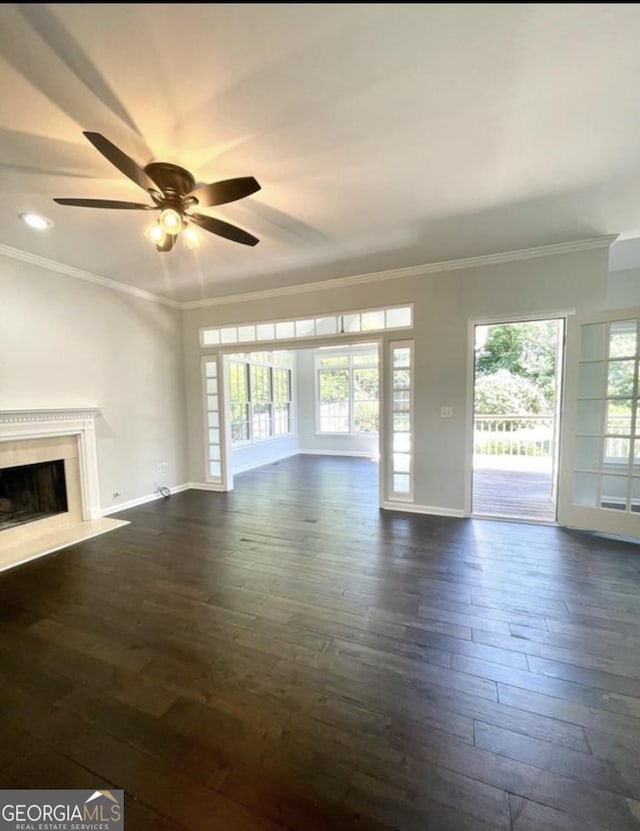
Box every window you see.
[273,367,291,435]
[250,364,271,439]
[573,317,639,512]
[203,359,223,482]
[201,305,412,347]
[390,342,413,498]
[316,347,379,434]
[228,352,292,445]
[229,362,249,442]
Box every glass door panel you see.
[559,311,640,536]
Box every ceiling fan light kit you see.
[158,208,182,235]
[54,132,261,252]
[182,224,203,249]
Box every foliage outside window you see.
[229,362,249,442]
[273,368,291,436]
[229,352,292,445]
[473,320,562,459]
[316,348,379,434]
[474,321,560,415]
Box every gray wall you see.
[295,348,379,457]
[608,269,640,309]
[1,258,187,510]
[3,244,621,516]
[182,247,610,512]
[232,434,297,473]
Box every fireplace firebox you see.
[0,459,68,531]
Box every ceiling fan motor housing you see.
[144,162,196,208]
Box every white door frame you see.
[200,354,233,492]
[465,310,574,518]
[203,333,393,504]
[557,306,640,537]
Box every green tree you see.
[319,369,349,402]
[475,369,549,415]
[476,321,560,407]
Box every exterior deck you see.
[472,457,556,521]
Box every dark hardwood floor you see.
[1,455,640,830]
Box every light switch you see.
[440,406,453,418]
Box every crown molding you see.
[0,234,617,312]
[0,243,180,309]
[180,234,618,310]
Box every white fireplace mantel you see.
[0,408,101,520]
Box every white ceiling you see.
[2,3,640,303]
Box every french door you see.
[558,308,640,536]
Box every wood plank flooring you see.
[473,467,556,521]
[0,455,639,830]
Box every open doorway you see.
[224,343,381,489]
[471,318,565,521]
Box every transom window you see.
[316,346,379,434]
[201,305,412,347]
[228,352,292,445]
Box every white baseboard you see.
[186,481,229,492]
[101,483,190,515]
[170,484,191,494]
[382,501,466,518]
[233,450,298,474]
[297,449,378,458]
[101,484,465,521]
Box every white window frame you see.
[314,345,380,436]
[201,355,232,490]
[228,352,293,447]
[558,308,640,535]
[200,304,413,348]
[387,340,414,501]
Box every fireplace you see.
[0,459,69,531]
[0,408,101,551]
[0,409,127,573]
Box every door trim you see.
[466,311,572,519]
[557,306,640,536]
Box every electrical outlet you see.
[440,406,453,419]
[161,462,168,473]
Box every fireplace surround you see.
[0,408,114,568]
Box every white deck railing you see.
[474,414,555,457]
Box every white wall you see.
[295,348,378,457]
[232,436,297,473]
[0,257,187,510]
[1,243,621,520]
[608,268,640,309]
[182,246,609,513]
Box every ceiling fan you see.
[53,132,260,252]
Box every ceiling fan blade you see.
[54,198,155,210]
[189,176,261,207]
[156,234,176,253]
[189,212,259,246]
[83,131,156,192]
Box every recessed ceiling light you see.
[19,212,54,231]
